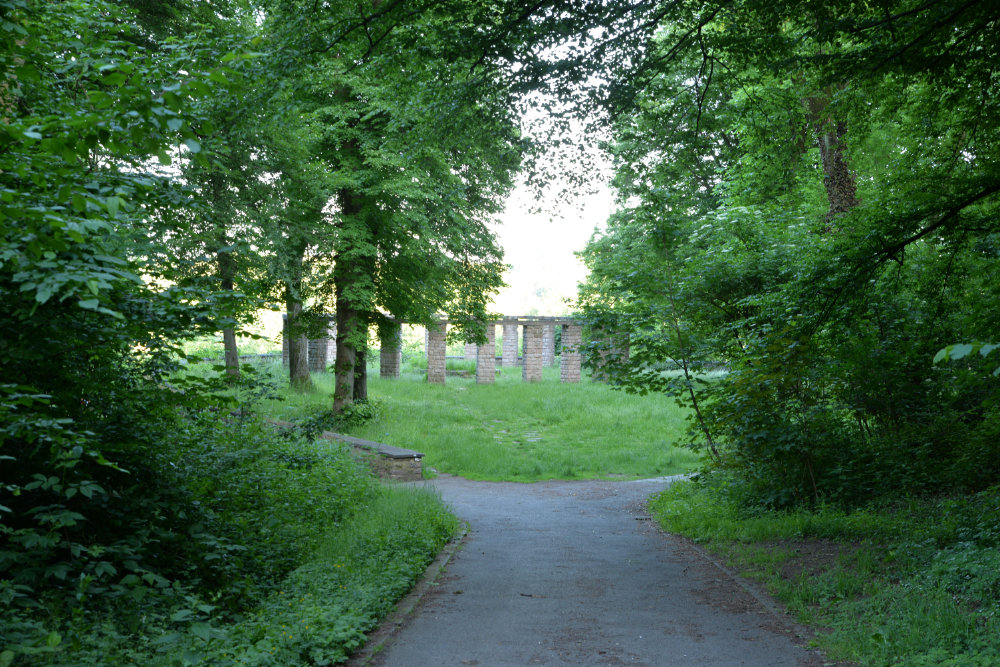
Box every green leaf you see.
[190,622,212,642]
[45,632,62,648]
[184,138,202,153]
[167,117,184,132]
[170,609,194,623]
[950,344,975,360]
[106,196,122,217]
[103,71,127,86]
[79,299,99,310]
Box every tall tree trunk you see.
[285,243,313,392]
[333,183,362,415]
[333,295,358,413]
[806,94,859,225]
[217,242,240,379]
[354,345,367,401]
[209,169,240,380]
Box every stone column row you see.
[591,330,631,383]
[417,320,585,384]
[542,323,556,367]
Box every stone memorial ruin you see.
[282,315,624,384]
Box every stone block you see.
[522,323,544,382]
[560,324,582,383]
[426,322,447,384]
[476,323,497,384]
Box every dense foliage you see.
[578,0,1000,508]
[0,0,484,662]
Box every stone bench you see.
[266,419,424,481]
[317,431,424,482]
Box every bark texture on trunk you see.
[333,299,357,413]
[287,298,312,392]
[285,244,313,393]
[222,328,240,377]
[807,94,859,225]
[353,346,367,402]
[333,180,377,415]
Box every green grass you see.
[264,363,701,481]
[651,480,1000,666]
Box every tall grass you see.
[265,363,701,481]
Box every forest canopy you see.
[577,0,1000,507]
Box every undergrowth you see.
[2,365,458,666]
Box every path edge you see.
[346,522,470,666]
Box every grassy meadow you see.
[263,363,702,482]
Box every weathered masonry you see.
[419,316,583,386]
[283,315,596,385]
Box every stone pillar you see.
[560,324,582,383]
[476,323,496,384]
[307,318,336,373]
[307,337,326,372]
[542,323,556,367]
[464,342,477,361]
[282,314,289,367]
[522,323,544,382]
[379,321,402,379]
[501,323,519,367]
[426,321,447,384]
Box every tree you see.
[265,0,524,412]
[0,0,252,653]
[576,0,1000,507]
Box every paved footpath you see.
[359,474,834,667]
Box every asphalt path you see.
[357,474,832,667]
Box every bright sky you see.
[490,178,614,316]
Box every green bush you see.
[219,486,459,665]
